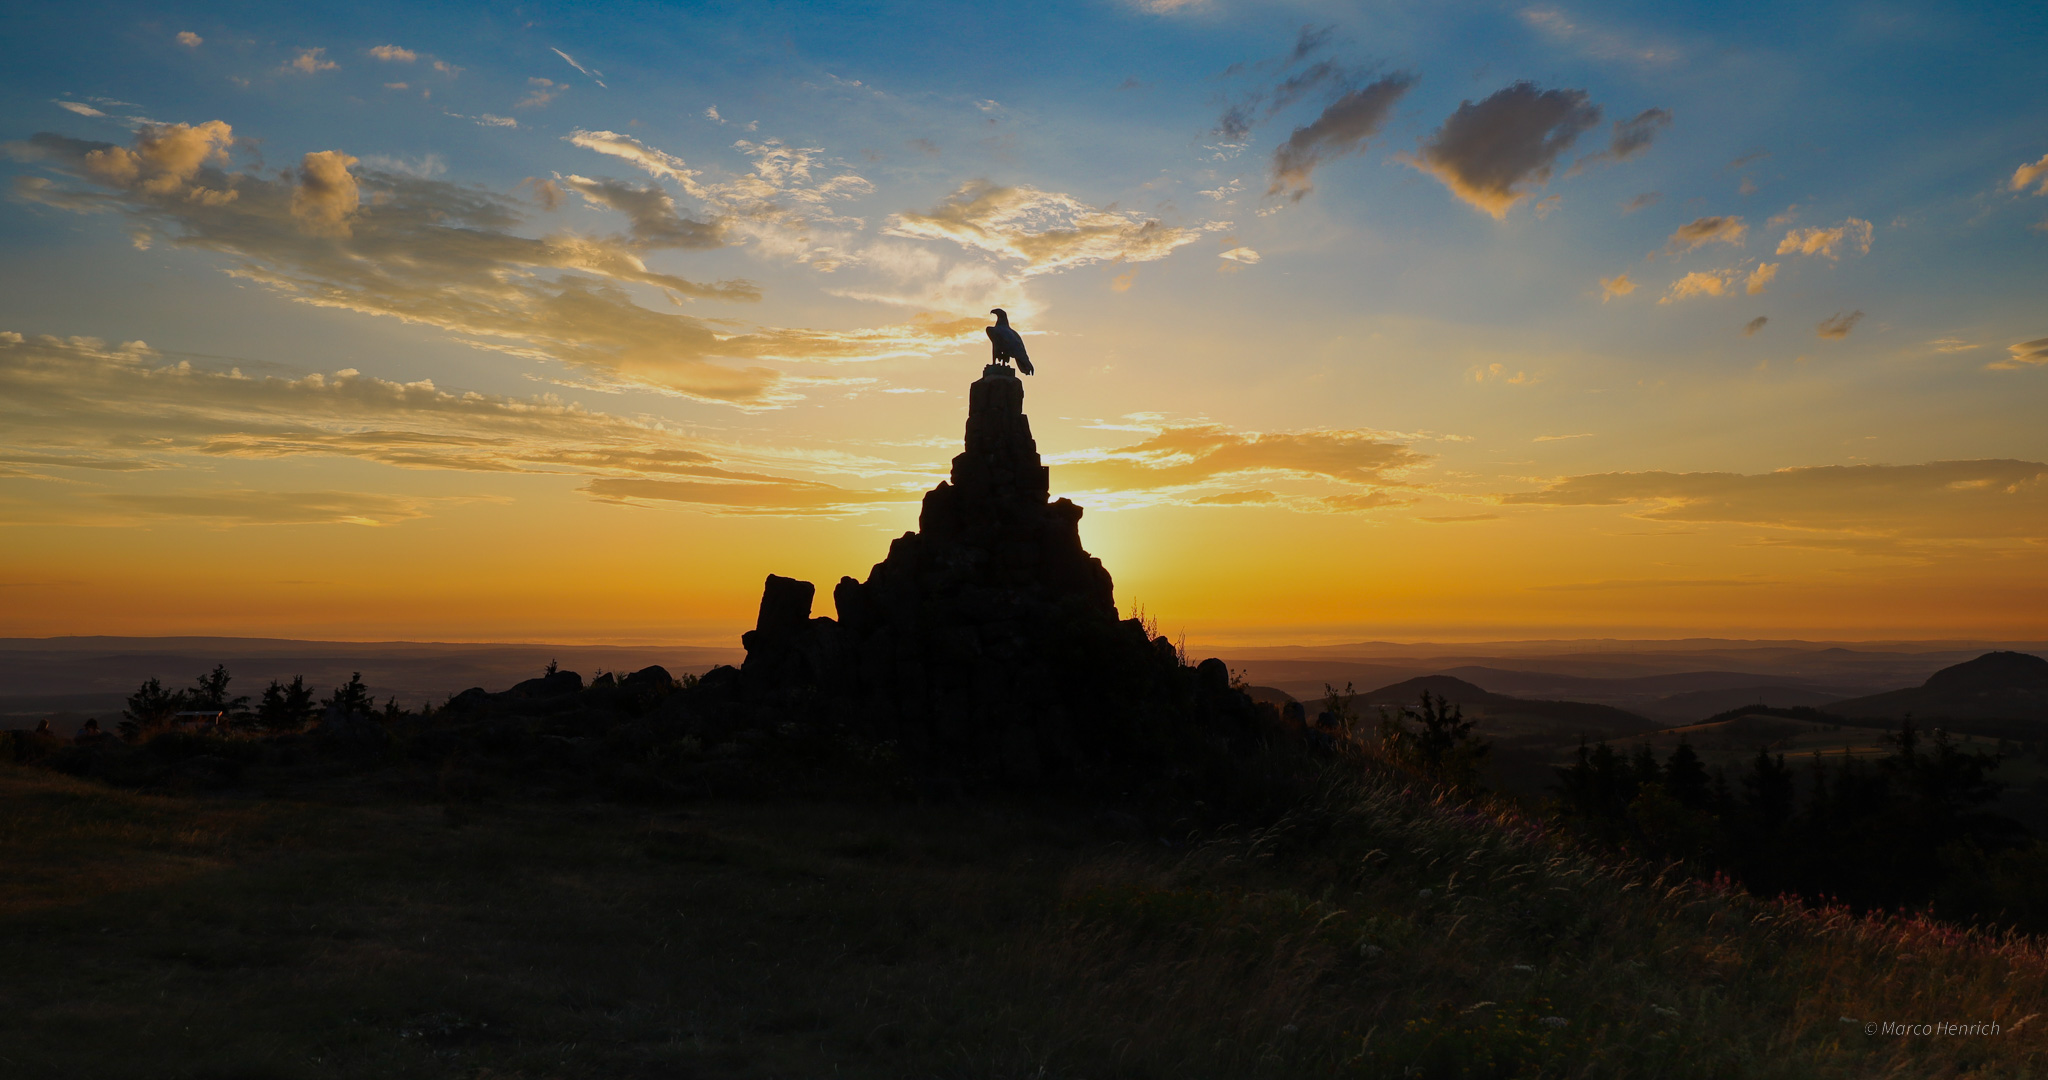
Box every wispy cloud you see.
[0,332,927,518]
[559,175,721,248]
[1599,273,1635,301]
[566,128,873,269]
[367,44,416,62]
[1816,310,1864,340]
[550,47,607,88]
[8,120,971,405]
[1664,215,1746,254]
[1989,336,2048,370]
[1267,74,1416,201]
[1777,218,1873,259]
[1499,459,2048,551]
[518,78,565,110]
[1520,7,1680,66]
[94,490,430,527]
[1049,423,1428,512]
[885,181,1209,274]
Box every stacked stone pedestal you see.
[739,364,1253,783]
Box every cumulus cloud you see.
[1745,262,1777,294]
[368,44,416,62]
[1499,459,2048,550]
[290,150,359,237]
[1664,215,1746,253]
[886,181,1206,274]
[176,31,202,47]
[2011,153,2048,195]
[1599,273,1635,301]
[1989,337,2048,370]
[1266,74,1416,201]
[1776,218,1873,259]
[1743,316,1768,336]
[1817,310,1864,340]
[1404,82,1602,218]
[287,48,337,74]
[8,120,968,404]
[1659,270,1731,303]
[72,120,238,203]
[0,332,921,518]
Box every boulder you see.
[508,670,584,699]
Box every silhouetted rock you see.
[509,670,584,699]
[621,665,676,693]
[739,364,1259,786]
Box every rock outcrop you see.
[736,364,1256,783]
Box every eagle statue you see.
[985,308,1033,375]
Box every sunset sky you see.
[2,1,2044,645]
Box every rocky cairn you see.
[733,364,1257,783]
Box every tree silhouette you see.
[258,676,318,731]
[324,672,371,717]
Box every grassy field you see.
[3,761,2047,1078]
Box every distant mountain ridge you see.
[1343,675,1660,737]
[1828,651,2048,726]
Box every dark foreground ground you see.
[4,763,2047,1079]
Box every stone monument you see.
[736,362,1255,783]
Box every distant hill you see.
[1827,651,2048,728]
[1343,675,1660,739]
[1644,684,1851,721]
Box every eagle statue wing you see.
[992,324,1033,375]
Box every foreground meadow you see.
[1,762,2043,1079]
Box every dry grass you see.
[1,761,2045,1078]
